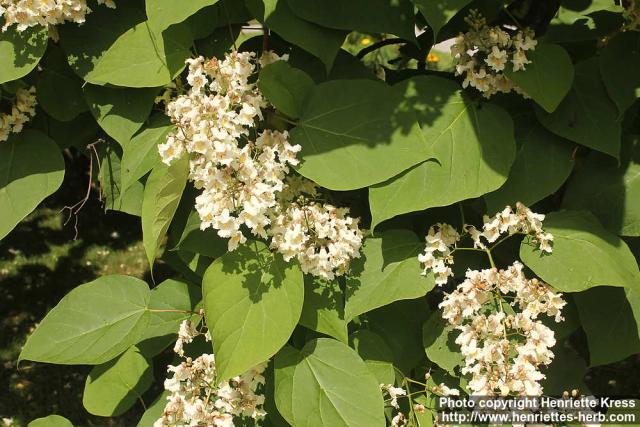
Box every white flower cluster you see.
[451,10,537,98]
[0,86,36,142]
[269,201,363,279]
[160,51,363,280]
[419,203,552,286]
[156,319,267,427]
[380,383,407,409]
[418,223,460,286]
[0,0,115,32]
[439,262,566,396]
[469,202,554,253]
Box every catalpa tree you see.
[1,0,640,426]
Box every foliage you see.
[1,0,640,425]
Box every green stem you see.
[485,249,496,268]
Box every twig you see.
[61,139,103,240]
[356,38,410,59]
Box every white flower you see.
[439,263,565,397]
[0,87,37,143]
[157,320,268,426]
[452,11,537,98]
[160,51,363,278]
[381,384,407,409]
[0,0,115,32]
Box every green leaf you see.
[27,415,74,427]
[574,286,640,366]
[203,240,304,381]
[59,1,191,87]
[290,338,386,427]
[484,123,574,213]
[258,61,314,118]
[36,49,88,122]
[345,230,432,321]
[369,76,515,229]
[98,141,144,217]
[563,150,640,236]
[504,43,574,113]
[83,346,153,416]
[19,276,152,365]
[121,115,172,191]
[187,0,250,41]
[0,25,48,83]
[367,299,430,374]
[285,0,416,41]
[546,0,623,43]
[350,330,396,385]
[520,211,640,292]
[413,0,472,38]
[146,0,219,31]
[299,276,348,343]
[171,208,228,258]
[38,112,100,150]
[274,345,301,425]
[600,31,640,114]
[137,278,201,356]
[291,79,434,190]
[84,85,159,146]
[89,22,192,87]
[535,58,621,159]
[0,130,65,241]
[59,1,146,78]
[245,0,346,71]
[142,155,189,267]
[137,391,170,427]
[541,341,589,395]
[422,311,463,375]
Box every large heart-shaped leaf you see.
[412,0,472,38]
[484,122,574,213]
[369,76,515,229]
[146,0,219,31]
[20,276,152,364]
[535,58,621,159]
[0,25,48,83]
[505,43,574,113]
[563,147,640,237]
[345,229,432,321]
[291,79,434,190]
[83,346,153,416]
[203,240,304,381]
[0,130,65,240]
[574,286,640,366]
[290,338,386,427]
[59,1,191,87]
[520,211,640,292]
[600,31,640,114]
[422,311,463,375]
[27,415,74,427]
[350,330,395,385]
[299,276,348,343]
[84,85,159,146]
[258,61,314,118]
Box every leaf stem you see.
[146,309,196,314]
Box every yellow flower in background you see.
[360,37,372,45]
[427,53,440,62]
